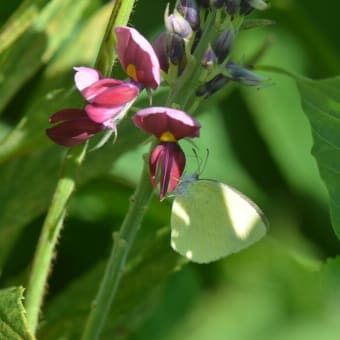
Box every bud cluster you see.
[153,0,268,101]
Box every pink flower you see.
[115,27,160,89]
[46,109,104,147]
[74,67,140,125]
[132,107,201,200]
[47,26,161,147]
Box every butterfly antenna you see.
[192,147,209,176]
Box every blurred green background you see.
[1,0,340,339]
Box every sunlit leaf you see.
[0,0,91,113]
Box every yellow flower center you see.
[160,131,176,142]
[126,64,138,81]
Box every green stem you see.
[80,10,228,340]
[81,156,154,340]
[24,0,136,334]
[25,144,87,333]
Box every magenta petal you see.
[167,143,186,193]
[49,108,87,123]
[46,110,104,147]
[74,67,102,92]
[115,26,160,89]
[85,104,124,124]
[149,144,164,189]
[149,142,186,201]
[132,107,201,140]
[89,83,139,106]
[81,78,124,101]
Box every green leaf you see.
[0,0,92,114]
[0,286,35,340]
[296,76,340,239]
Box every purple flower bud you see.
[165,33,186,66]
[201,46,217,69]
[240,0,268,15]
[166,12,193,39]
[225,0,240,15]
[196,74,229,97]
[210,0,225,8]
[153,32,170,72]
[213,30,234,63]
[176,0,200,31]
[226,61,267,85]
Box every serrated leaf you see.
[296,76,340,239]
[0,286,35,340]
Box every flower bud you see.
[166,33,186,66]
[225,0,241,15]
[153,32,170,72]
[247,0,268,10]
[226,61,267,85]
[210,0,225,8]
[213,30,234,63]
[201,46,217,70]
[240,0,268,15]
[196,74,229,97]
[176,0,200,31]
[166,11,193,39]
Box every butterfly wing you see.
[170,180,268,263]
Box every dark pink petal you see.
[74,67,102,92]
[132,107,201,140]
[81,78,125,101]
[115,26,160,89]
[46,110,104,147]
[85,103,125,124]
[149,142,186,201]
[88,83,139,106]
[49,108,87,123]
[167,143,186,193]
[149,144,164,189]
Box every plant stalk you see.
[81,156,154,340]
[24,0,136,334]
[25,144,87,333]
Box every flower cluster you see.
[47,27,160,147]
[47,26,201,200]
[153,0,268,97]
[47,0,268,200]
